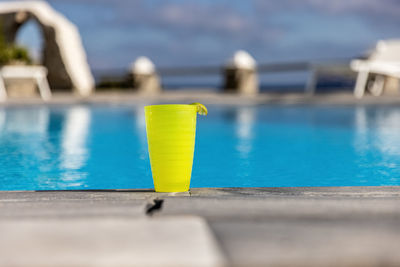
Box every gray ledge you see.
[1,186,400,266]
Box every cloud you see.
[38,0,400,69]
[255,0,400,24]
[47,0,284,67]
[309,0,400,17]
[106,1,281,43]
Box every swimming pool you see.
[0,104,400,190]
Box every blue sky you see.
[14,0,400,71]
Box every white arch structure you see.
[0,1,94,96]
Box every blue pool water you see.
[1,104,400,190]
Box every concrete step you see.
[0,216,226,267]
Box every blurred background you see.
[13,0,400,92]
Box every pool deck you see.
[1,186,400,266]
[2,91,400,106]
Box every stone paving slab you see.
[212,219,400,267]
[157,197,400,221]
[0,216,226,267]
[0,190,187,219]
[189,186,400,198]
[0,200,145,219]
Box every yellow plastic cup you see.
[145,104,198,192]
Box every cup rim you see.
[144,104,197,110]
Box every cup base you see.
[154,183,190,193]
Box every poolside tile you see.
[0,216,226,267]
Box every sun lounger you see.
[0,65,52,101]
[351,40,400,98]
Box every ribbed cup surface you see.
[145,105,197,192]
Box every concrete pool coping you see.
[1,186,400,266]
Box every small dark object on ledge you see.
[145,198,164,216]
